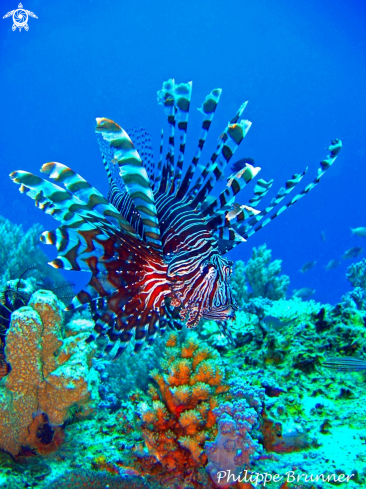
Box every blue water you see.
[0,0,365,305]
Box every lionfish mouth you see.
[181,300,236,329]
[202,307,236,322]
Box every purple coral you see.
[205,381,264,486]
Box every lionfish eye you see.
[202,265,209,275]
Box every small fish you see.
[351,227,366,238]
[300,261,317,273]
[325,259,341,270]
[321,231,326,242]
[343,247,363,259]
[227,163,261,188]
[230,157,256,173]
[262,315,296,331]
[226,203,244,221]
[323,356,366,372]
[226,203,260,221]
[292,288,315,299]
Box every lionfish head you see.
[169,253,238,328]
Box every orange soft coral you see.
[132,332,229,488]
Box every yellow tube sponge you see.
[0,307,43,455]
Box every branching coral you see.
[231,244,289,305]
[0,290,99,456]
[132,332,229,487]
[346,258,366,290]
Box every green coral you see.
[231,244,290,305]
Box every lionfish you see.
[10,79,342,357]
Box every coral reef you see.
[0,290,99,456]
[200,297,319,351]
[343,259,366,310]
[200,291,366,484]
[0,450,51,488]
[341,287,366,311]
[221,296,366,372]
[94,336,164,411]
[347,258,366,290]
[131,332,229,488]
[2,253,366,488]
[231,244,290,305]
[50,469,154,489]
[0,216,61,289]
[2,287,366,488]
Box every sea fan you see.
[10,79,342,357]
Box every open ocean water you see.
[0,0,365,305]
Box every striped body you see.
[323,356,366,372]
[10,79,342,356]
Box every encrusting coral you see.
[0,290,99,456]
[231,244,290,305]
[131,332,229,487]
[50,469,153,489]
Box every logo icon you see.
[3,3,38,31]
